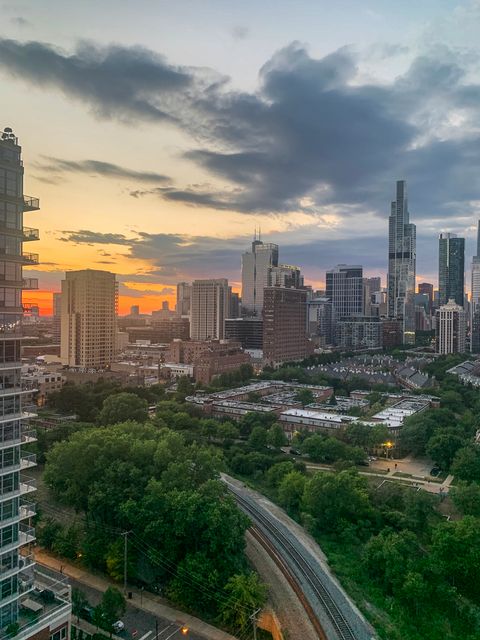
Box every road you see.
[222,475,377,640]
[69,577,200,640]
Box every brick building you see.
[263,287,309,366]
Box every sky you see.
[2,0,480,314]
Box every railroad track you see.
[229,486,359,640]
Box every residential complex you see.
[60,269,117,368]
[190,279,231,340]
[436,299,466,354]
[0,128,71,640]
[263,287,309,366]
[325,264,363,320]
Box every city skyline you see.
[2,1,480,313]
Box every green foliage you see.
[248,426,267,450]
[266,424,287,449]
[277,471,306,516]
[425,432,465,470]
[219,573,267,633]
[98,392,148,425]
[97,587,126,633]
[302,470,374,535]
[35,421,94,463]
[176,376,194,401]
[301,434,366,465]
[72,588,89,622]
[265,461,295,487]
[451,446,480,483]
[450,482,480,517]
[295,388,315,407]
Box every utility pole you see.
[122,531,132,595]
[250,608,261,640]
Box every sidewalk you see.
[35,549,238,640]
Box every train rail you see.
[228,485,363,640]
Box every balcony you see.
[22,227,40,242]
[23,278,39,290]
[22,253,39,265]
[19,499,36,520]
[23,196,40,212]
[20,452,37,470]
[19,523,35,545]
[21,428,37,445]
[19,476,37,497]
[0,554,34,582]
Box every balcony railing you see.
[22,227,40,241]
[23,196,40,212]
[22,253,39,265]
[23,278,39,290]
[19,523,35,545]
[21,429,37,445]
[19,476,37,496]
[20,452,37,470]
[19,500,36,520]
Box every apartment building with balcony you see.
[0,127,71,640]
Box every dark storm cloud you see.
[0,38,194,122]
[39,157,171,184]
[1,37,480,223]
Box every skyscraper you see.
[176,282,192,317]
[325,265,363,320]
[190,279,230,340]
[0,127,71,638]
[438,233,465,307]
[471,222,480,315]
[436,299,466,354]
[263,287,308,366]
[363,277,382,317]
[60,269,118,368]
[418,283,434,312]
[52,291,61,343]
[269,264,303,289]
[241,238,278,316]
[387,180,416,343]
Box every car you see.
[80,606,95,622]
[289,448,301,455]
[112,621,125,634]
[430,467,441,477]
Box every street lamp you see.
[383,441,393,459]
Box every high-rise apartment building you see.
[387,180,416,343]
[263,287,308,366]
[438,233,465,307]
[60,269,117,368]
[224,318,263,350]
[363,277,381,317]
[325,265,363,320]
[52,292,61,343]
[436,299,466,355]
[190,279,230,340]
[175,282,192,317]
[336,317,382,350]
[307,297,333,346]
[269,264,303,289]
[418,283,434,312]
[0,128,71,639]
[241,239,279,316]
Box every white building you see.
[436,299,466,354]
[241,238,278,316]
[190,279,231,340]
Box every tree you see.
[302,470,374,533]
[176,376,194,401]
[99,392,148,425]
[277,471,306,516]
[97,587,126,636]
[265,461,295,487]
[451,482,480,517]
[72,588,89,623]
[267,424,287,449]
[295,389,315,407]
[248,426,267,450]
[451,446,480,483]
[425,432,466,470]
[219,573,267,633]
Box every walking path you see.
[35,549,238,640]
[306,460,454,494]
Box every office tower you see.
[381,319,403,348]
[363,277,381,316]
[130,304,140,316]
[471,222,480,317]
[436,299,466,354]
[471,308,480,353]
[52,292,61,343]
[0,128,71,638]
[269,264,303,289]
[325,265,363,320]
[241,238,278,316]
[387,180,416,343]
[176,282,192,317]
[418,283,434,312]
[190,279,230,340]
[307,297,333,346]
[438,233,465,307]
[229,291,241,319]
[263,287,308,365]
[224,318,263,350]
[60,269,117,368]
[336,317,382,350]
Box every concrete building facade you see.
[190,279,230,341]
[436,299,466,354]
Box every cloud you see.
[2,36,480,228]
[10,16,30,27]
[38,157,171,184]
[59,230,133,245]
[231,26,249,41]
[0,38,196,122]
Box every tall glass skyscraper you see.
[0,128,71,639]
[471,222,480,312]
[387,180,416,343]
[241,238,278,316]
[438,232,465,307]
